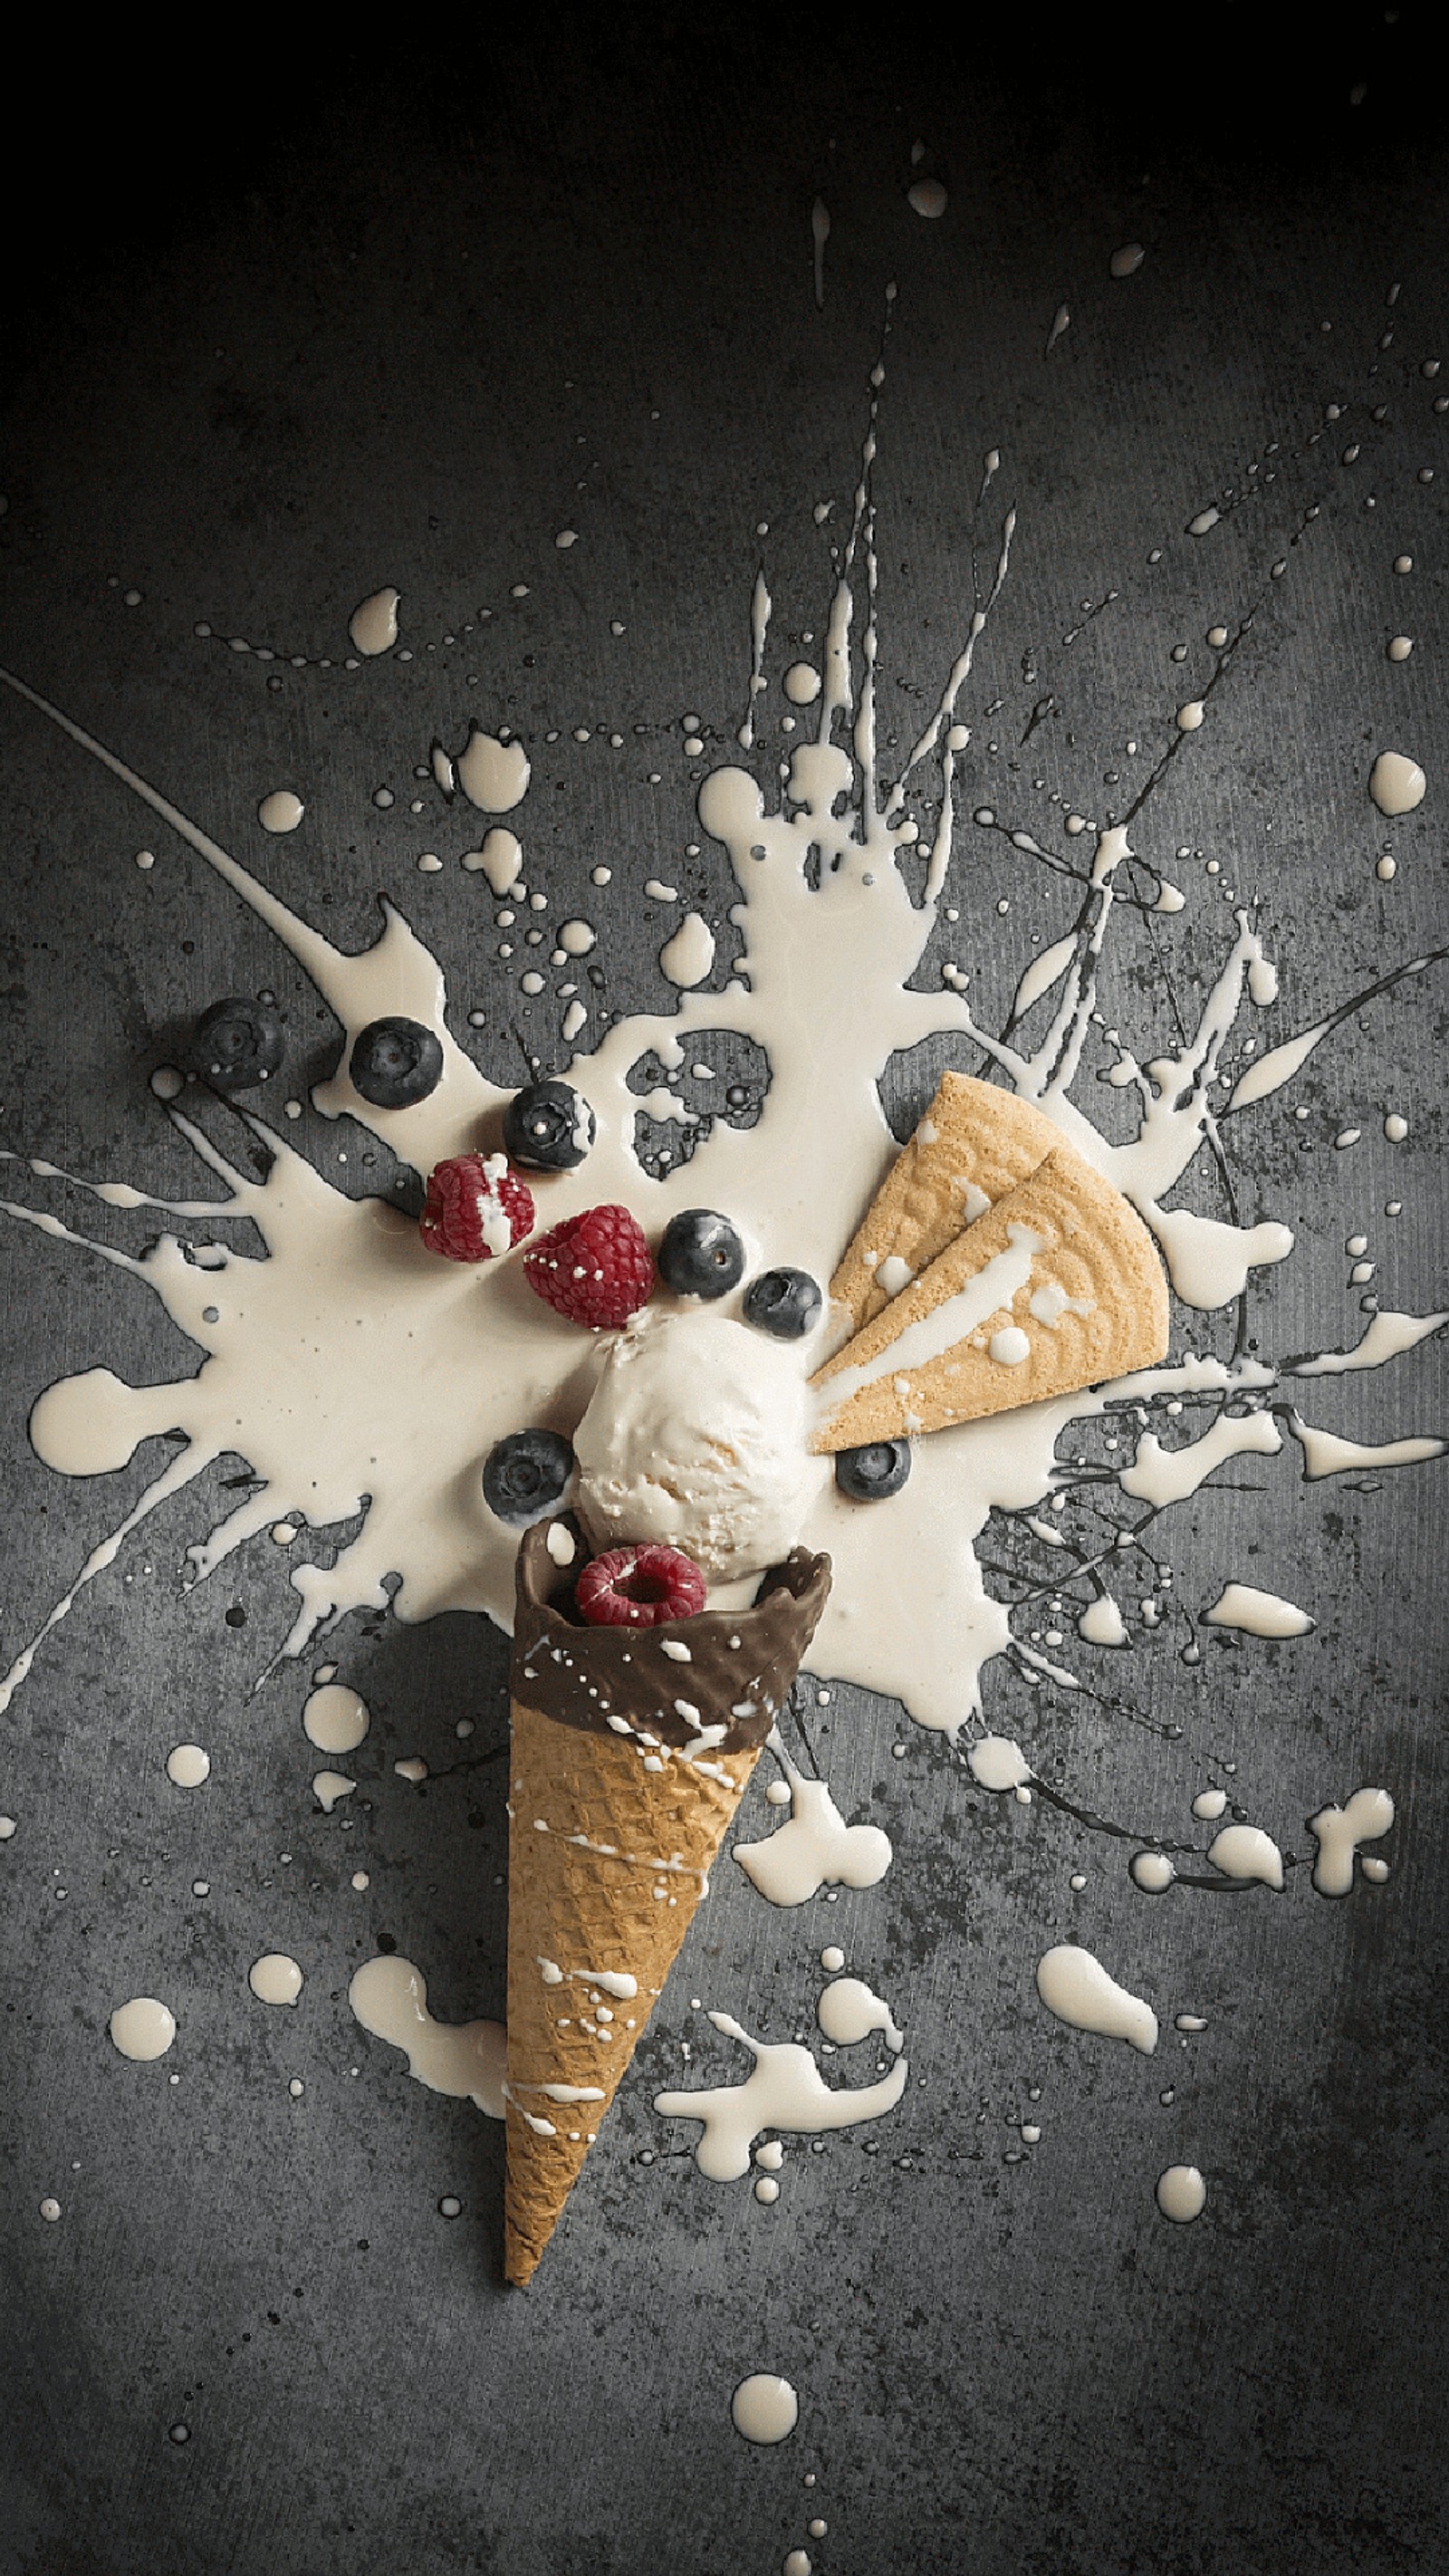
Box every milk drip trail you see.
[0,354,1444,1735]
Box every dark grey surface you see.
[2,19,1446,2573]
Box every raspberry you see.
[420,1153,534,1262]
[575,1543,706,1628]
[522,1204,654,1330]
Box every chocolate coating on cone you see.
[512,1516,831,1753]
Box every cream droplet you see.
[348,588,400,655]
[1110,242,1145,277]
[1156,2164,1206,2223]
[731,2374,799,2444]
[249,1953,303,2006]
[165,1744,210,1788]
[257,790,304,833]
[457,730,530,813]
[907,178,947,218]
[1130,1850,1176,1893]
[659,912,715,989]
[302,1684,369,1754]
[1368,750,1426,815]
[110,1998,177,2061]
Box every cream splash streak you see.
[0,362,1444,1735]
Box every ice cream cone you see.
[504,1516,831,2285]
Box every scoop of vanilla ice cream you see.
[573,1310,816,1581]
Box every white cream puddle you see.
[966,1735,1032,1792]
[655,2006,907,2177]
[1036,1946,1157,2053]
[1121,1410,1281,1506]
[1307,1787,1395,1895]
[165,1744,210,1788]
[734,1734,893,1906]
[349,1956,505,2117]
[1204,1824,1284,1889]
[658,911,715,989]
[1203,1583,1313,1639]
[817,1975,904,2052]
[0,563,1443,1746]
[1077,1594,1128,1648]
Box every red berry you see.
[575,1543,706,1628]
[522,1203,654,1330]
[420,1153,535,1262]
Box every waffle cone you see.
[812,1139,1168,1450]
[504,1701,760,2284]
[829,1072,1060,1340]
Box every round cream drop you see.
[1387,635,1414,661]
[303,1683,369,1754]
[110,1997,177,2061]
[1130,1850,1176,1893]
[907,178,947,218]
[1368,751,1426,815]
[967,1735,1032,1792]
[558,919,596,956]
[249,1954,303,2006]
[1156,2164,1206,2223]
[1176,700,1205,732]
[257,789,304,833]
[165,1745,210,1788]
[731,2374,799,2444]
[783,662,821,706]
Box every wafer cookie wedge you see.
[830,1072,1061,1339]
[504,1517,831,2284]
[811,1140,1168,1451]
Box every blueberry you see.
[190,998,284,1092]
[657,1209,746,1300]
[743,1267,822,1341]
[350,1017,445,1109]
[503,1079,596,1172]
[482,1429,575,1527]
[834,1440,912,1502]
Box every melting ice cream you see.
[574,1311,826,1582]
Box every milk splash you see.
[0,349,1444,1744]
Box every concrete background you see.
[2,14,1446,2571]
